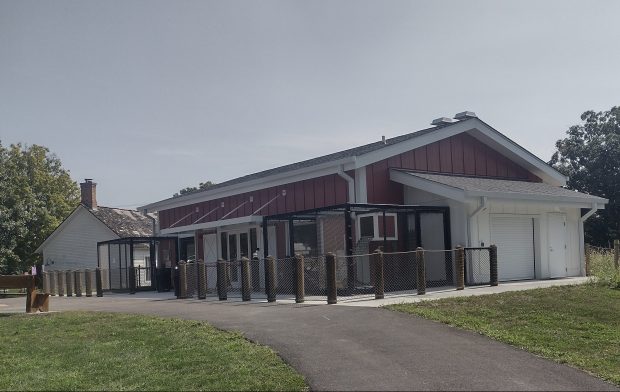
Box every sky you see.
[1,0,619,208]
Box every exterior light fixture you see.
[282,189,287,197]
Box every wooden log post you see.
[614,240,620,270]
[416,248,426,295]
[584,244,591,276]
[85,269,92,297]
[265,256,276,302]
[326,253,337,304]
[74,270,82,297]
[65,271,73,297]
[455,246,465,290]
[374,249,385,300]
[490,244,498,286]
[49,271,57,296]
[95,268,103,297]
[42,272,49,295]
[216,260,228,301]
[57,271,65,296]
[177,261,187,299]
[197,261,207,300]
[241,257,251,301]
[294,254,305,303]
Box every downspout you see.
[337,164,356,203]
[579,203,598,276]
[467,196,488,247]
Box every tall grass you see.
[588,248,620,289]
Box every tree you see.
[173,181,216,197]
[0,142,80,274]
[550,106,620,246]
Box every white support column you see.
[354,167,367,204]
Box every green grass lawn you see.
[387,284,620,385]
[0,312,306,391]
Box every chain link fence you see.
[464,247,491,285]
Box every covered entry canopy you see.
[390,169,607,206]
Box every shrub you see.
[588,249,620,289]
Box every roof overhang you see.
[390,169,607,208]
[159,215,264,235]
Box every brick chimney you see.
[80,179,97,209]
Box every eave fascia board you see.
[159,215,264,235]
[466,119,567,186]
[464,190,608,206]
[141,157,356,212]
[389,169,467,202]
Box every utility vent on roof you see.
[454,111,477,120]
[431,117,456,126]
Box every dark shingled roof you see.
[88,206,155,237]
[395,171,607,203]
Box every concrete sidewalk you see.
[1,280,616,391]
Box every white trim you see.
[355,212,398,241]
[159,215,263,235]
[35,206,119,253]
[355,167,368,203]
[390,170,467,202]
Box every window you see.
[356,213,398,241]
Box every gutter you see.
[467,196,488,247]
[337,164,356,203]
[579,202,598,276]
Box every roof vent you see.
[381,135,386,144]
[431,117,456,126]
[454,111,477,120]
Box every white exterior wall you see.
[405,185,585,279]
[469,200,584,278]
[40,207,119,271]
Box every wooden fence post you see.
[374,249,384,300]
[416,248,426,295]
[585,244,591,276]
[85,269,92,297]
[241,257,251,301]
[325,253,337,304]
[456,246,465,290]
[294,254,305,303]
[49,271,57,296]
[490,244,498,286]
[197,261,207,299]
[95,268,103,297]
[217,260,228,301]
[74,270,82,297]
[57,271,65,296]
[614,240,619,270]
[265,256,276,302]
[65,271,73,297]
[42,272,49,295]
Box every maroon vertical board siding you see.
[400,150,415,169]
[506,162,517,179]
[314,177,325,209]
[462,136,476,175]
[276,188,286,214]
[439,139,452,172]
[266,187,277,216]
[365,166,374,203]
[474,143,487,176]
[259,189,270,216]
[324,175,336,206]
[370,160,390,203]
[414,146,428,171]
[426,142,441,172]
[387,155,401,169]
[451,134,465,174]
[303,179,315,210]
[285,184,295,213]
[486,149,498,177]
[496,156,508,177]
[334,176,348,204]
[294,181,305,211]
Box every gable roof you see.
[35,204,155,253]
[87,206,155,237]
[141,116,568,212]
[390,170,607,205]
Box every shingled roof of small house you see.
[87,206,155,237]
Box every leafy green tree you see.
[173,181,216,197]
[550,106,620,246]
[0,142,79,274]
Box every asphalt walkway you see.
[1,293,616,391]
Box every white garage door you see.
[490,215,535,281]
